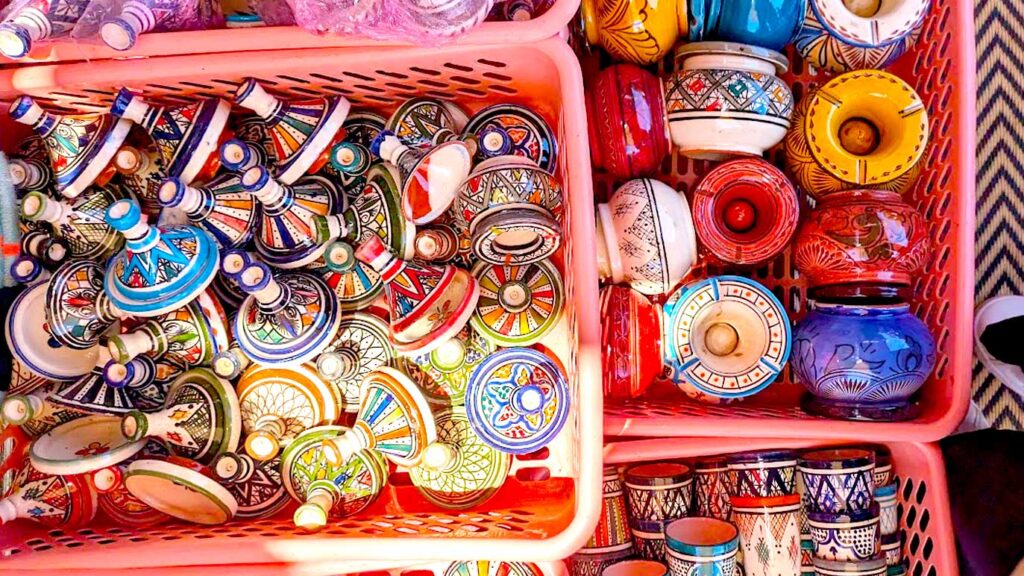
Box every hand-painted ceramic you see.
[579,0,685,64]
[596,178,696,296]
[371,130,472,225]
[30,414,147,475]
[9,157,52,193]
[10,254,51,286]
[357,234,479,356]
[0,0,90,58]
[93,461,171,527]
[20,186,126,261]
[875,483,898,536]
[690,0,807,50]
[445,561,546,576]
[465,347,569,455]
[601,285,661,400]
[158,175,259,250]
[227,112,276,170]
[241,165,343,269]
[328,111,386,195]
[464,103,557,172]
[315,312,395,412]
[880,532,901,566]
[785,71,928,199]
[583,466,633,552]
[470,259,564,347]
[694,456,732,520]
[104,199,221,317]
[665,42,793,160]
[110,88,230,184]
[794,190,932,293]
[727,450,799,499]
[233,263,341,366]
[692,158,800,266]
[19,229,69,270]
[570,545,635,576]
[0,462,97,527]
[8,358,53,397]
[113,144,165,220]
[586,64,670,180]
[801,534,816,574]
[731,494,802,576]
[404,324,495,407]
[236,363,341,462]
[212,343,251,381]
[211,451,290,520]
[7,283,101,381]
[601,560,667,576]
[795,0,928,73]
[120,368,241,465]
[808,504,882,562]
[624,462,693,528]
[410,407,512,510]
[791,301,936,421]
[798,449,876,515]
[812,557,887,576]
[124,456,238,525]
[2,382,90,438]
[98,0,226,51]
[664,517,740,576]
[454,156,563,266]
[873,448,893,487]
[44,259,122,351]
[9,96,130,198]
[385,97,469,151]
[234,78,351,184]
[414,224,461,262]
[631,525,667,561]
[43,347,148,416]
[663,276,791,401]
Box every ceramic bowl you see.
[798,448,877,514]
[664,517,739,576]
[689,0,807,51]
[812,557,888,576]
[808,504,882,562]
[881,531,902,567]
[603,560,668,576]
[600,285,662,400]
[580,0,686,64]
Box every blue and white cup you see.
[875,483,899,536]
[812,557,887,576]
[727,450,798,499]
[665,517,740,576]
[880,532,903,567]
[798,448,876,515]
[807,504,881,562]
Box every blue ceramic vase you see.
[688,0,808,52]
[792,302,936,422]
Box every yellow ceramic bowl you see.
[581,0,688,65]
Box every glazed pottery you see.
[409,406,512,509]
[113,144,165,219]
[470,259,564,347]
[124,456,238,525]
[45,259,122,350]
[807,504,882,562]
[795,0,929,73]
[784,71,928,199]
[330,111,386,194]
[794,190,932,294]
[320,366,437,467]
[880,532,901,566]
[9,156,52,193]
[569,545,634,576]
[812,558,887,576]
[212,343,251,380]
[104,199,221,317]
[233,262,341,366]
[6,283,100,381]
[10,254,51,285]
[603,560,668,576]
[120,368,241,465]
[316,312,396,411]
[798,448,876,514]
[227,112,276,169]
[731,494,802,576]
[236,363,341,462]
[220,137,268,174]
[624,462,693,528]
[464,103,558,172]
[465,347,569,455]
[586,64,670,180]
[240,165,343,269]
[7,359,52,398]
[727,450,799,499]
[19,229,69,269]
[158,175,259,250]
[873,448,893,487]
[0,426,30,499]
[414,224,461,262]
[579,0,685,64]
[2,381,90,438]
[0,0,87,57]
[385,97,469,151]
[44,346,150,416]
[663,276,791,401]
[0,462,97,527]
[447,562,546,576]
[601,285,662,400]
[690,0,807,51]
[9,96,130,198]
[405,324,495,407]
[356,234,479,356]
[664,517,740,576]
[30,414,146,475]
[92,462,170,527]
[19,187,126,261]
[665,42,793,160]
[875,483,898,535]
[110,88,231,184]
[631,524,666,560]
[801,534,815,574]
[372,130,473,225]
[211,451,290,520]
[99,0,225,51]
[692,158,800,266]
[791,301,936,421]
[575,467,632,573]
[694,456,733,520]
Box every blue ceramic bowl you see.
[688,0,807,51]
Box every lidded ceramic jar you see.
[689,0,808,51]
[579,0,687,64]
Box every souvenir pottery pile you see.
[0,82,574,533]
[585,0,940,421]
[570,447,906,576]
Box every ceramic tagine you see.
[470,259,565,347]
[663,276,792,402]
[665,42,794,160]
[0,462,97,528]
[114,144,166,220]
[9,96,131,198]
[0,0,90,58]
[600,285,662,400]
[157,175,259,250]
[463,103,558,173]
[785,70,928,198]
[92,461,171,527]
[9,156,52,194]
[385,97,469,151]
[19,229,69,270]
[99,0,226,51]
[372,130,473,225]
[212,342,252,381]
[323,110,386,197]
[19,187,127,262]
[45,259,122,351]
[219,137,268,174]
[596,178,697,296]
[413,224,462,262]
[579,0,687,64]
[124,455,238,525]
[0,426,31,498]
[211,451,290,520]
[404,324,495,407]
[315,312,397,411]
[7,282,102,381]
[2,381,91,438]
[453,155,564,266]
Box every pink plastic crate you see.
[599,0,977,442]
[603,439,957,576]
[0,38,601,571]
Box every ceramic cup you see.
[631,521,667,561]
[690,0,807,51]
[665,517,740,576]
[727,450,799,499]
[797,448,877,515]
[875,483,899,536]
[880,532,903,567]
[602,560,668,576]
[811,557,888,576]
[570,545,635,576]
[807,504,882,562]
[585,467,633,552]
[624,462,694,528]
[731,494,802,576]
[873,448,894,488]
[695,456,733,520]
[801,534,816,575]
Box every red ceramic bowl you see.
[600,285,662,400]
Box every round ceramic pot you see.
[579,0,686,64]
[808,504,882,562]
[596,178,697,296]
[603,560,668,576]
[797,448,876,515]
[792,301,937,421]
[665,517,739,576]
[727,450,798,499]
[880,531,902,567]
[689,0,807,50]
[600,285,662,400]
[694,456,733,520]
[730,494,802,576]
[875,482,899,536]
[624,462,693,529]
[795,0,930,73]
[587,64,671,180]
[692,157,800,266]
[812,558,888,576]
[665,42,793,160]
[785,71,928,199]
[794,190,932,294]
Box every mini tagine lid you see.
[663,275,791,400]
[45,259,122,351]
[315,312,396,412]
[103,199,221,317]
[124,456,238,525]
[470,259,565,347]
[6,283,101,381]
[463,103,558,172]
[372,130,472,225]
[465,347,570,455]
[385,97,469,150]
[157,175,259,250]
[211,452,290,520]
[403,324,495,407]
[674,41,790,74]
[30,415,147,476]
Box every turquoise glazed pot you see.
[688,0,808,52]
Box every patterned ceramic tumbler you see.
[602,559,668,576]
[731,494,802,576]
[570,466,634,576]
[625,462,693,526]
[807,504,882,562]
[875,483,899,536]
[665,517,740,576]
[728,451,798,499]
[695,456,733,520]
[798,448,876,515]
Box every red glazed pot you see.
[586,64,671,180]
[794,189,932,290]
[600,285,662,400]
[692,158,799,266]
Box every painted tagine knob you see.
[596,178,697,296]
[600,285,662,400]
[20,188,127,262]
[10,255,49,286]
[315,312,396,412]
[385,97,470,151]
[579,0,687,64]
[219,138,268,174]
[211,451,290,520]
[100,0,226,51]
[158,175,259,250]
[403,325,495,407]
[0,463,97,528]
[0,0,90,58]
[212,343,252,381]
[8,154,52,192]
[463,103,558,172]
[19,229,69,269]
[470,259,565,347]
[113,145,165,220]
[414,224,461,262]
[1,382,90,438]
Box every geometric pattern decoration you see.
[732,499,802,576]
